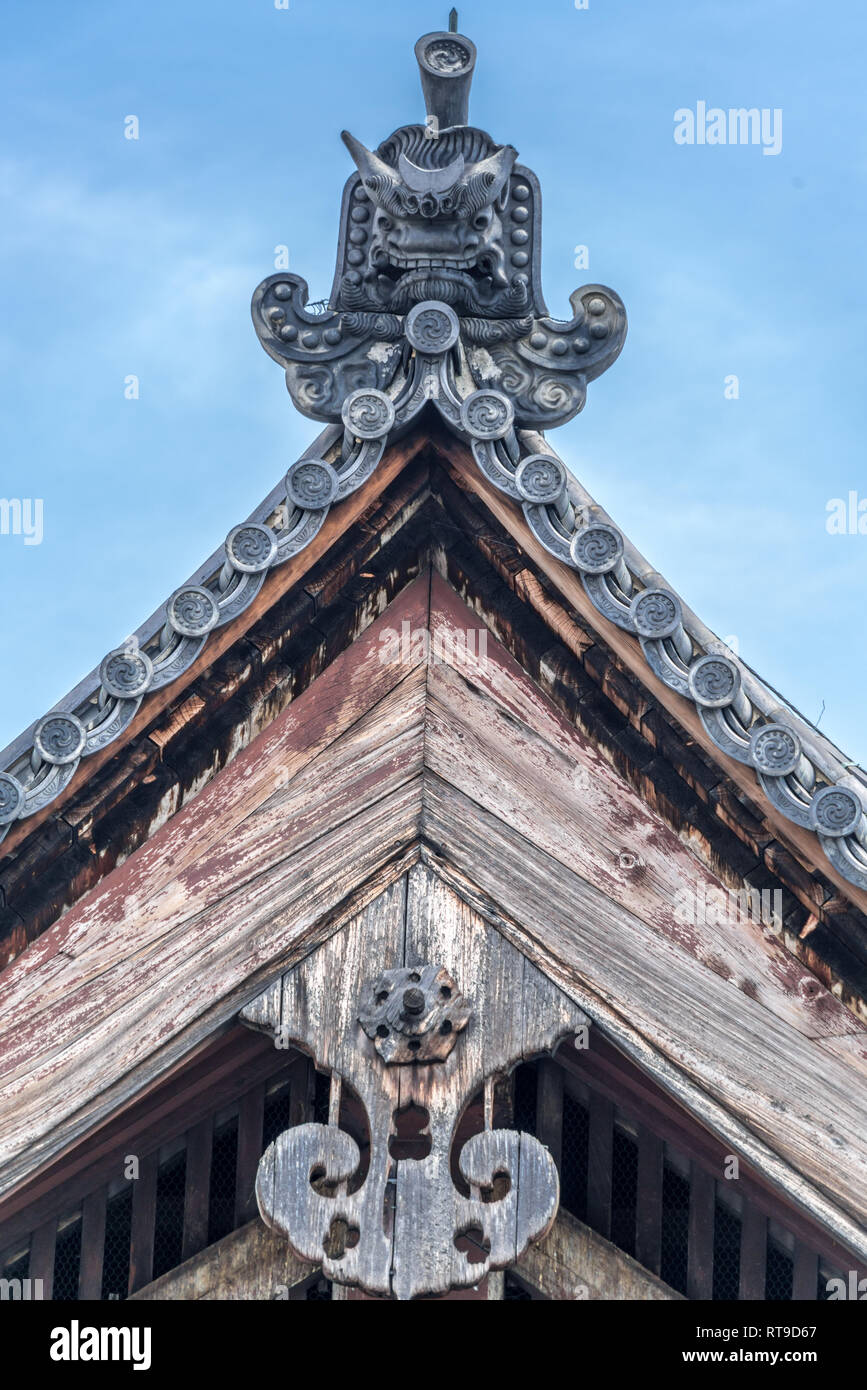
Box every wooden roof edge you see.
[430,427,867,917]
[0,423,342,774]
[2,503,864,1023]
[516,427,864,785]
[1,416,865,918]
[0,426,426,861]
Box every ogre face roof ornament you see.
[251,24,627,437]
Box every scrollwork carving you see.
[240,868,583,1300]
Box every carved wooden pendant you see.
[240,866,584,1300]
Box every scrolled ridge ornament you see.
[630,588,683,640]
[100,647,154,700]
[688,654,741,709]
[33,713,87,766]
[810,785,865,839]
[285,458,340,510]
[0,772,25,825]
[167,586,221,639]
[570,522,624,575]
[226,523,278,574]
[750,723,803,778]
[515,454,567,505]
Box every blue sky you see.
[1,0,865,763]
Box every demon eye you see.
[472,210,492,231]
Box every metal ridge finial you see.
[414,27,477,128]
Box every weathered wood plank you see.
[287,1056,313,1130]
[130,1217,313,1301]
[816,1032,867,1078]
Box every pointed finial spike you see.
[449,8,458,32]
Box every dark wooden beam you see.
[587,1092,613,1239]
[739,1199,767,1301]
[234,1083,265,1229]
[128,1152,158,1295]
[792,1242,819,1301]
[559,1036,861,1277]
[636,1126,663,1276]
[182,1118,213,1262]
[28,1217,57,1300]
[78,1187,107,1300]
[687,1162,715,1300]
[535,1059,563,1174]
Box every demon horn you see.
[341,130,400,203]
[462,144,519,215]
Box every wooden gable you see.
[1,427,865,1301]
